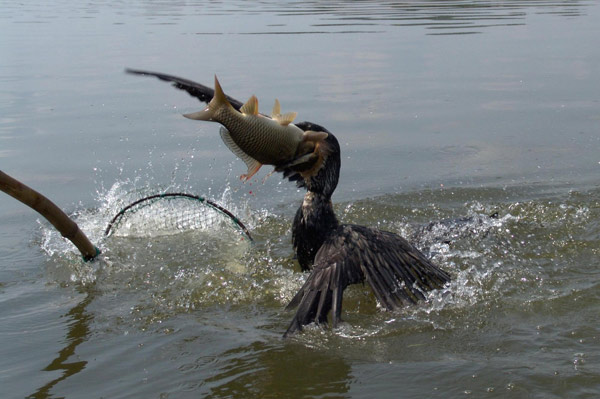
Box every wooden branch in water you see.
[0,170,100,261]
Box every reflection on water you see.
[29,289,94,399]
[202,342,352,398]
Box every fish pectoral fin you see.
[240,95,259,115]
[240,163,262,181]
[219,127,263,180]
[275,151,319,172]
[302,130,329,142]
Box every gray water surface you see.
[1,1,600,398]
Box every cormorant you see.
[126,69,451,336]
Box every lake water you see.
[1,1,600,398]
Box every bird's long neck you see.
[292,191,339,271]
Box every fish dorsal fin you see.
[276,112,297,126]
[240,95,259,116]
[302,130,328,142]
[219,127,262,180]
[272,99,281,117]
[271,99,297,126]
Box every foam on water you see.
[37,182,600,340]
[381,188,599,335]
[36,178,307,331]
[292,186,600,343]
[39,180,255,282]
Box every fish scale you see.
[216,109,296,164]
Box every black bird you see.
[126,69,451,336]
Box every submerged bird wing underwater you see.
[126,69,451,336]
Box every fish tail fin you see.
[183,75,231,121]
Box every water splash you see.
[37,184,600,337]
[37,178,305,331]
[299,187,600,339]
[39,180,256,282]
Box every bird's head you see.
[276,122,341,199]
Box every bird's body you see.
[281,130,450,336]
[127,69,451,336]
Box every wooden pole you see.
[0,170,100,261]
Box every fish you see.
[183,76,328,180]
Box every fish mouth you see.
[276,142,325,175]
[276,152,318,173]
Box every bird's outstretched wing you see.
[125,68,245,110]
[284,244,356,337]
[284,224,450,336]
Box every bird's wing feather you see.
[284,239,360,337]
[284,225,450,336]
[125,68,245,110]
[357,226,450,307]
